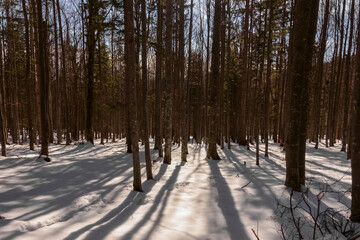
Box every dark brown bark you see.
[124,0,142,192]
[205,1,211,144]
[0,39,6,156]
[51,0,62,145]
[180,0,188,162]
[141,0,153,180]
[154,0,163,157]
[37,1,50,156]
[22,0,35,150]
[264,0,273,157]
[351,2,360,222]
[207,0,221,160]
[313,0,330,149]
[285,0,320,191]
[56,0,71,145]
[219,0,226,150]
[163,0,173,164]
[238,0,250,146]
[85,0,97,145]
[341,0,355,152]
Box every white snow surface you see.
[0,139,358,240]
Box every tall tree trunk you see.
[124,0,142,192]
[313,0,330,149]
[264,0,273,157]
[239,0,250,146]
[37,0,50,156]
[180,0,188,162]
[56,0,70,145]
[154,0,163,157]
[141,0,153,180]
[163,0,173,164]
[205,1,211,144]
[351,2,360,222]
[285,0,319,191]
[226,0,232,150]
[51,0,62,145]
[219,0,226,150]
[341,0,355,152]
[332,0,346,146]
[85,0,97,145]
[0,39,6,156]
[22,0,35,150]
[207,0,221,160]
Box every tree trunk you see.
[85,0,97,145]
[207,0,221,160]
[285,0,319,191]
[239,0,250,146]
[124,0,142,192]
[163,0,173,164]
[341,0,355,152]
[313,0,330,149]
[37,1,50,156]
[351,3,360,221]
[141,0,153,180]
[219,0,226,150]
[154,0,163,157]
[56,0,71,145]
[264,0,273,157]
[0,39,6,156]
[22,0,35,150]
[180,0,188,162]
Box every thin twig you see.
[251,228,260,240]
[241,181,251,189]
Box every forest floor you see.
[0,138,359,240]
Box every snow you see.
[0,139,358,239]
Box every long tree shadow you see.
[207,159,251,240]
[63,164,169,240]
[0,150,136,239]
[121,164,183,240]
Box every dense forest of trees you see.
[0,0,359,221]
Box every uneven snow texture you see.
[0,139,358,240]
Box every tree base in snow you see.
[38,155,51,162]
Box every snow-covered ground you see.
[0,139,358,240]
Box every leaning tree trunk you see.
[285,0,319,191]
[124,0,142,192]
[207,0,221,160]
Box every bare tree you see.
[350,0,360,222]
[163,0,173,164]
[124,0,142,192]
[37,0,50,157]
[207,0,221,160]
[285,0,320,191]
[141,0,153,180]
